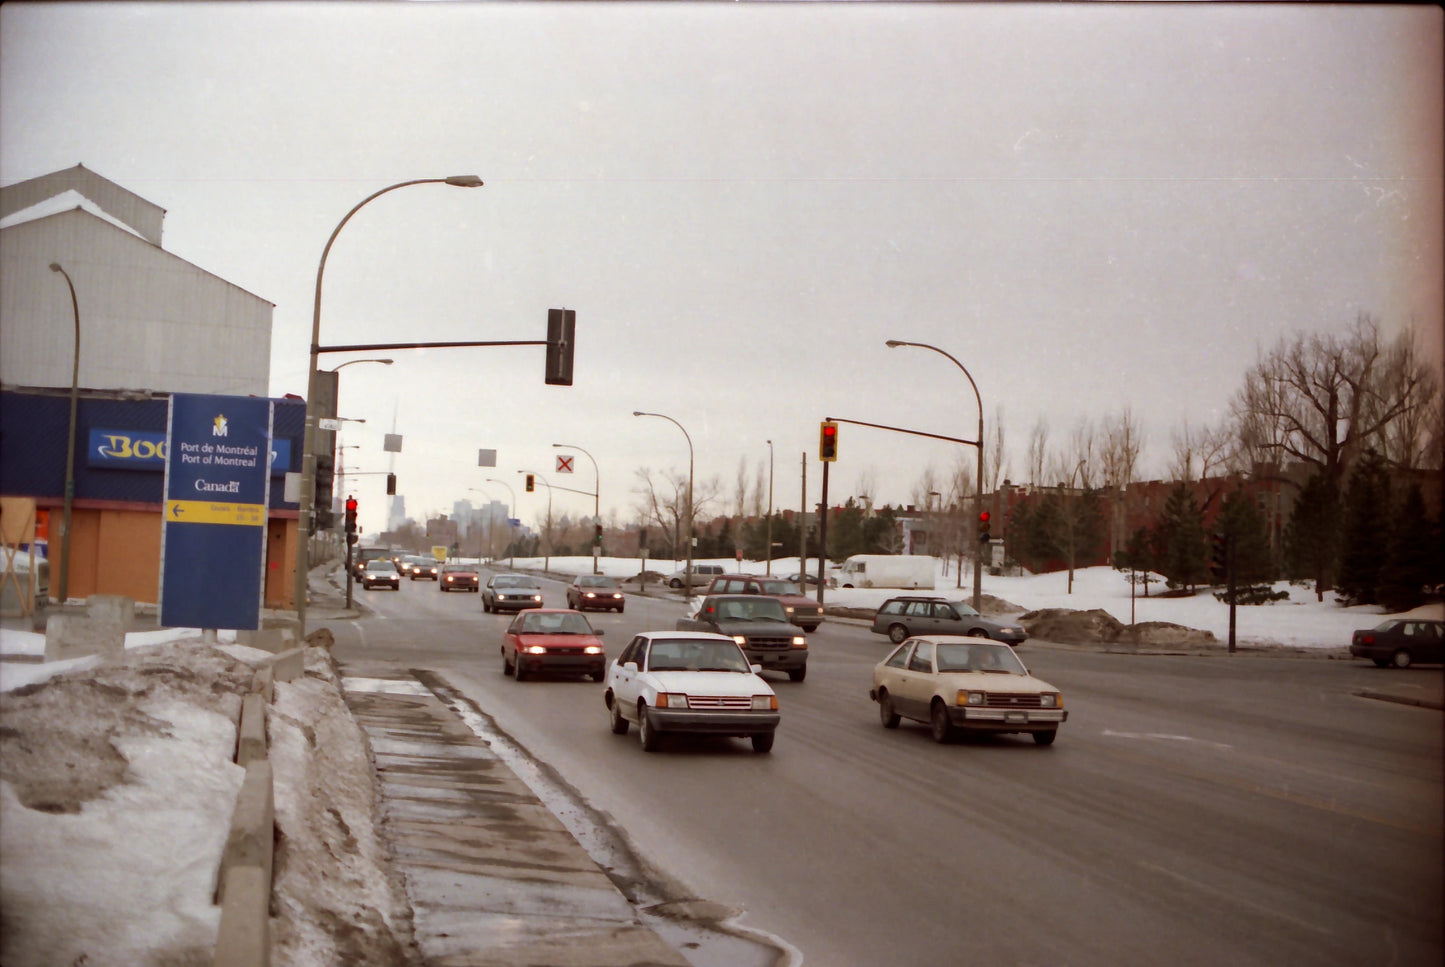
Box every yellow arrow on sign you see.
[166,500,266,527]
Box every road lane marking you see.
[1104,729,1234,750]
[1137,861,1333,936]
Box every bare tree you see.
[1230,313,1439,482]
[733,456,749,518]
[1099,406,1143,557]
[986,405,1008,492]
[1027,417,1050,487]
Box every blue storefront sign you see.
[90,428,290,474]
[159,394,273,630]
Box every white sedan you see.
[604,631,780,753]
[870,635,1067,745]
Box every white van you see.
[837,555,936,590]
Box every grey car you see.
[870,595,1028,646]
[483,573,545,613]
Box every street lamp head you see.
[885,339,905,348]
[632,411,645,417]
[49,262,63,273]
[444,175,484,188]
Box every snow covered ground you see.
[1,556,1435,965]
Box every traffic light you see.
[595,523,603,543]
[315,453,335,503]
[386,473,396,496]
[819,421,839,462]
[316,506,335,533]
[978,510,992,543]
[525,473,535,493]
[545,308,576,386]
[1210,532,1229,575]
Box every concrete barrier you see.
[43,613,125,662]
[215,759,274,905]
[235,693,267,768]
[214,866,270,967]
[86,594,134,629]
[235,627,295,653]
[268,647,304,684]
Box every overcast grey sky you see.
[3,2,1440,537]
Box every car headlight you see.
[751,694,777,711]
[1041,692,1062,709]
[532,595,543,602]
[734,635,748,646]
[656,693,688,709]
[524,645,548,655]
[958,690,986,706]
[584,645,603,655]
[791,636,807,648]
[584,592,596,599]
[785,606,795,614]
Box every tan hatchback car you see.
[870,636,1066,745]
[704,575,823,632]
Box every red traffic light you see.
[819,421,839,462]
[345,497,358,512]
[978,511,991,522]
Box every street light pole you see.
[885,339,986,610]
[295,175,482,634]
[484,477,518,568]
[766,439,774,576]
[552,443,601,573]
[48,263,80,605]
[634,411,694,596]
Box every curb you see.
[211,645,308,967]
[1354,688,1445,711]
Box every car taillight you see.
[1361,635,1374,645]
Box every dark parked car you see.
[483,573,545,613]
[870,595,1028,646]
[1350,618,1443,668]
[501,608,606,682]
[439,563,479,592]
[567,574,626,612]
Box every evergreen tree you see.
[1216,486,1277,601]
[1157,482,1207,591]
[1336,452,1391,605]
[1378,483,1438,612]
[1283,470,1340,602]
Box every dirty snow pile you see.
[0,630,414,967]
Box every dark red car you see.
[501,608,607,682]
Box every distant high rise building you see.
[387,494,406,532]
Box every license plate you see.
[1005,712,1027,724]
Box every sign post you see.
[159,394,273,630]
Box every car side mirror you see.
[623,661,639,673]
[750,664,763,674]
[593,628,605,636]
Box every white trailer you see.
[836,555,936,589]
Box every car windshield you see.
[935,643,1027,675]
[515,612,594,635]
[647,639,751,673]
[759,581,802,595]
[579,577,617,588]
[712,598,789,622]
[443,565,474,573]
[493,576,533,588]
[366,562,395,572]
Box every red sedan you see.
[501,608,607,682]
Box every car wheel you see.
[514,661,527,682]
[483,599,492,613]
[639,705,661,752]
[788,665,807,683]
[968,628,989,639]
[888,624,909,644]
[608,698,629,735]
[1392,649,1413,669]
[878,691,900,729]
[590,669,606,683]
[1033,729,1058,746]
[616,605,625,613]
[669,578,683,589]
[802,625,819,632]
[929,700,954,744]
[502,650,514,676]
[751,732,775,754]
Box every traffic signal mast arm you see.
[823,416,979,448]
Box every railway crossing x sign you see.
[556,455,574,474]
